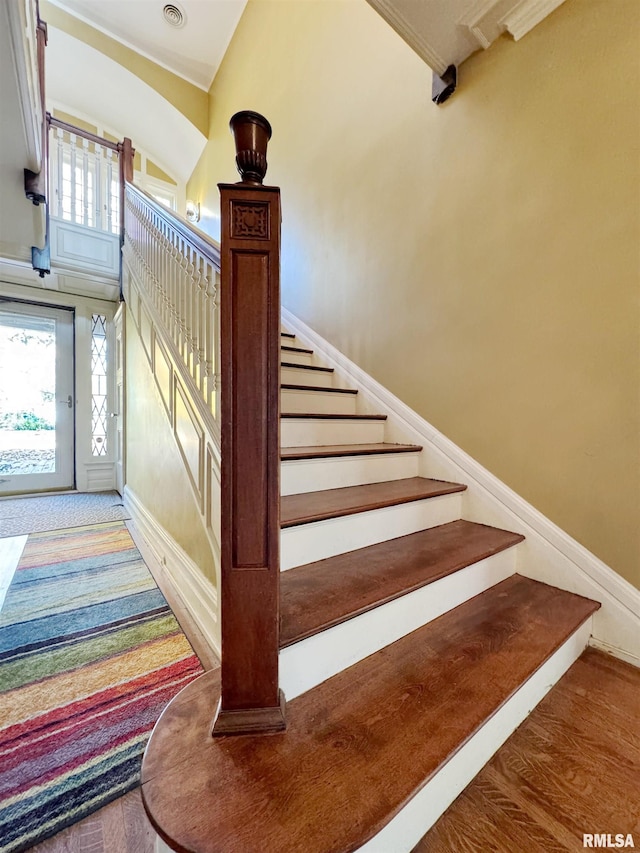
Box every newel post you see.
[118,137,135,236]
[212,111,285,736]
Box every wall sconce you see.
[186,200,200,223]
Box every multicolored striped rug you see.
[0,521,204,853]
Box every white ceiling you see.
[47,0,248,90]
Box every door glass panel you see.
[0,314,56,476]
[0,303,74,495]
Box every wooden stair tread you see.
[281,442,422,460]
[280,332,295,339]
[280,519,521,645]
[281,477,465,528]
[281,344,313,354]
[281,361,334,373]
[281,383,357,394]
[141,576,599,853]
[281,412,387,420]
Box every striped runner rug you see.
[0,521,204,853]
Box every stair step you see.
[281,413,388,447]
[280,362,333,373]
[281,366,334,389]
[280,519,521,645]
[281,383,356,394]
[280,331,295,339]
[281,477,465,528]
[281,445,422,494]
[280,345,314,366]
[142,576,599,853]
[281,386,357,415]
[280,518,516,692]
[413,648,640,852]
[281,343,312,353]
[281,442,421,461]
[281,413,387,420]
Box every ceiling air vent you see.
[162,3,186,28]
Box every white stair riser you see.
[356,618,593,853]
[281,492,462,570]
[281,366,334,388]
[281,388,357,415]
[280,348,314,366]
[281,418,386,447]
[281,452,420,495]
[281,547,518,698]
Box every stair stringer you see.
[282,306,640,667]
[122,260,222,655]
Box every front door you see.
[0,301,75,495]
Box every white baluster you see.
[94,144,102,231]
[69,133,78,222]
[82,137,90,227]
[105,149,113,233]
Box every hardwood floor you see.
[414,648,640,853]
[28,789,155,853]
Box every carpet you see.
[0,521,204,853]
[0,492,130,538]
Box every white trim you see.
[501,0,568,41]
[282,307,640,662]
[357,618,592,852]
[589,637,640,670]
[6,0,42,172]
[364,0,449,74]
[124,485,220,659]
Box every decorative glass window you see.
[91,314,108,455]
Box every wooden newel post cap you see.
[229,111,272,185]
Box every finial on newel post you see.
[229,110,273,185]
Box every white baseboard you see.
[282,307,640,664]
[124,486,220,659]
[589,637,640,669]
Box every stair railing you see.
[123,183,221,419]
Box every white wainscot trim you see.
[50,217,120,280]
[282,307,640,666]
[80,460,116,492]
[124,485,220,659]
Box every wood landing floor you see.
[28,647,638,853]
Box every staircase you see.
[141,327,600,853]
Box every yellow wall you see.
[41,1,208,136]
[125,320,216,585]
[188,0,640,588]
